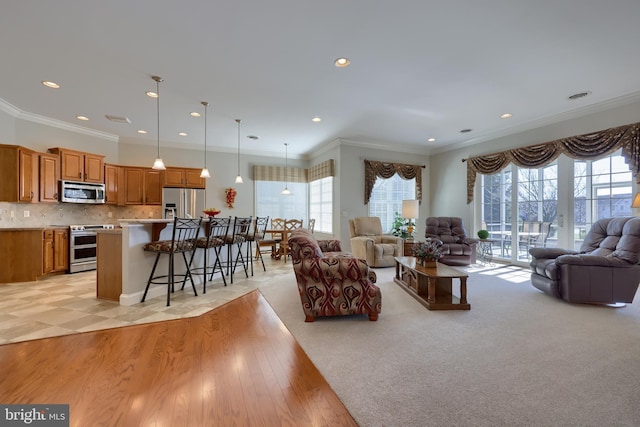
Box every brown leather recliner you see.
[424,217,477,266]
[529,217,640,304]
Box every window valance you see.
[308,159,335,181]
[252,165,307,183]
[253,159,335,183]
[364,160,423,204]
[464,122,640,204]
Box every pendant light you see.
[151,75,166,170]
[199,101,211,178]
[234,119,244,184]
[281,143,292,195]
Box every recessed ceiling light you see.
[460,129,472,133]
[500,113,512,119]
[146,91,158,98]
[76,115,89,121]
[42,81,60,89]
[334,57,350,67]
[190,112,200,117]
[247,135,259,140]
[312,117,322,122]
[427,138,436,142]
[137,130,147,134]
[568,91,591,100]
[178,132,188,137]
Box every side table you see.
[403,240,420,256]
[476,239,496,264]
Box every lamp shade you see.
[632,192,640,208]
[402,199,419,219]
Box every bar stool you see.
[246,216,269,274]
[225,216,252,284]
[195,216,231,292]
[141,217,202,306]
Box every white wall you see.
[0,108,16,144]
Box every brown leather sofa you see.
[424,217,477,266]
[529,217,640,304]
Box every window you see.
[309,177,333,233]
[480,151,631,263]
[255,181,308,224]
[573,151,632,249]
[368,174,416,233]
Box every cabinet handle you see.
[31,192,34,199]
[78,173,82,178]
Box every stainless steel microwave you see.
[59,180,106,204]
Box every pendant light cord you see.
[156,79,160,158]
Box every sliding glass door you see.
[480,151,632,265]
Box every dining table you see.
[265,228,288,260]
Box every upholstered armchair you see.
[424,217,477,266]
[529,217,640,304]
[348,217,403,267]
[288,228,381,322]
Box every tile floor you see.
[0,256,292,345]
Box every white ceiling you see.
[2,1,640,158]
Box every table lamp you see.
[632,192,640,209]
[402,199,419,239]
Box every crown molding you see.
[336,137,430,155]
[0,97,119,142]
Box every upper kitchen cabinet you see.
[122,167,162,205]
[39,152,60,203]
[163,167,205,189]
[0,144,39,203]
[104,163,124,206]
[49,147,104,183]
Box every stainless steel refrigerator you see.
[162,188,206,219]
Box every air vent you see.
[568,91,591,100]
[105,115,131,124]
[247,135,259,140]
[460,129,472,133]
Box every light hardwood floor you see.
[0,290,357,426]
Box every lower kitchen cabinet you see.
[43,228,69,275]
[97,230,122,301]
[0,230,43,283]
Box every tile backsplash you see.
[0,202,162,228]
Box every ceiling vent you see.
[105,114,131,124]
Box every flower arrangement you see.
[413,240,444,265]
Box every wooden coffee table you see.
[394,256,470,310]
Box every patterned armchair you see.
[288,228,381,322]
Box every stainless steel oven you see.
[69,225,114,273]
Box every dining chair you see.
[195,216,231,291]
[141,217,202,306]
[282,218,303,262]
[307,218,316,233]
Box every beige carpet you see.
[259,264,640,427]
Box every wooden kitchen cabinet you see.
[0,230,43,283]
[124,167,144,205]
[43,228,69,275]
[105,163,124,205]
[163,167,205,189]
[39,152,60,203]
[49,147,105,183]
[123,167,162,205]
[145,169,163,205]
[0,144,38,203]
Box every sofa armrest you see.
[556,254,633,267]
[462,237,478,245]
[529,247,576,259]
[295,257,375,284]
[317,239,342,253]
[380,235,403,246]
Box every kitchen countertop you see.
[118,219,173,224]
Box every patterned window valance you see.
[308,159,335,181]
[464,122,640,204]
[252,165,307,183]
[364,160,423,204]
